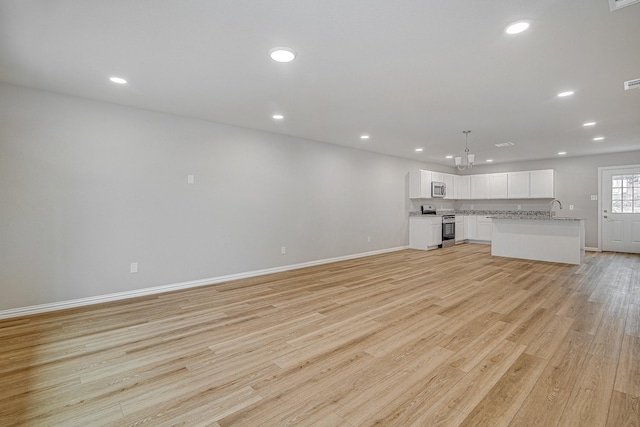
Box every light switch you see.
[591,195,597,201]
[187,175,195,184]
[569,205,574,210]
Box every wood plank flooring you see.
[1,244,639,426]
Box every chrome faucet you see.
[549,199,563,218]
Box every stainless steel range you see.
[441,214,455,248]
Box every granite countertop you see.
[488,215,585,221]
[409,210,584,220]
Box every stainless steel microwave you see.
[431,181,446,198]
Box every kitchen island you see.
[489,216,585,265]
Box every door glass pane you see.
[612,173,640,213]
[612,176,623,187]
[624,201,633,213]
[612,200,622,213]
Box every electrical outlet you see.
[187,175,195,184]
[591,195,598,201]
[569,205,574,210]
[367,236,371,242]
[281,246,286,255]
[130,262,138,273]
[517,205,521,210]
[471,204,474,209]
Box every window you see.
[611,174,640,213]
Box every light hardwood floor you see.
[1,244,639,426]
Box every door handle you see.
[604,215,608,218]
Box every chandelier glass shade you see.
[455,130,475,170]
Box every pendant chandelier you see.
[455,130,475,170]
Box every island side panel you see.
[491,219,584,265]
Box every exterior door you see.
[601,166,640,253]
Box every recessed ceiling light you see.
[415,148,424,152]
[445,155,453,159]
[557,91,574,97]
[583,122,596,127]
[360,135,370,140]
[486,159,494,162]
[505,21,530,35]
[558,151,567,155]
[495,142,515,147]
[272,114,284,120]
[109,77,127,84]
[593,136,605,141]
[269,47,296,63]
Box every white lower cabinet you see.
[463,215,492,242]
[455,216,464,243]
[476,216,493,241]
[409,216,442,250]
[431,221,443,247]
[464,216,477,240]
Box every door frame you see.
[597,164,640,252]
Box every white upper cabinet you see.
[409,170,432,198]
[488,173,508,199]
[443,173,455,199]
[530,169,555,198]
[454,175,470,199]
[507,171,531,198]
[470,174,490,199]
[431,172,445,184]
[409,168,554,200]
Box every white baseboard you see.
[0,246,409,320]
[585,247,600,252]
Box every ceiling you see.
[1,0,639,166]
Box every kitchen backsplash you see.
[456,209,553,217]
[410,209,553,217]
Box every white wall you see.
[1,83,448,311]
[4,83,638,312]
